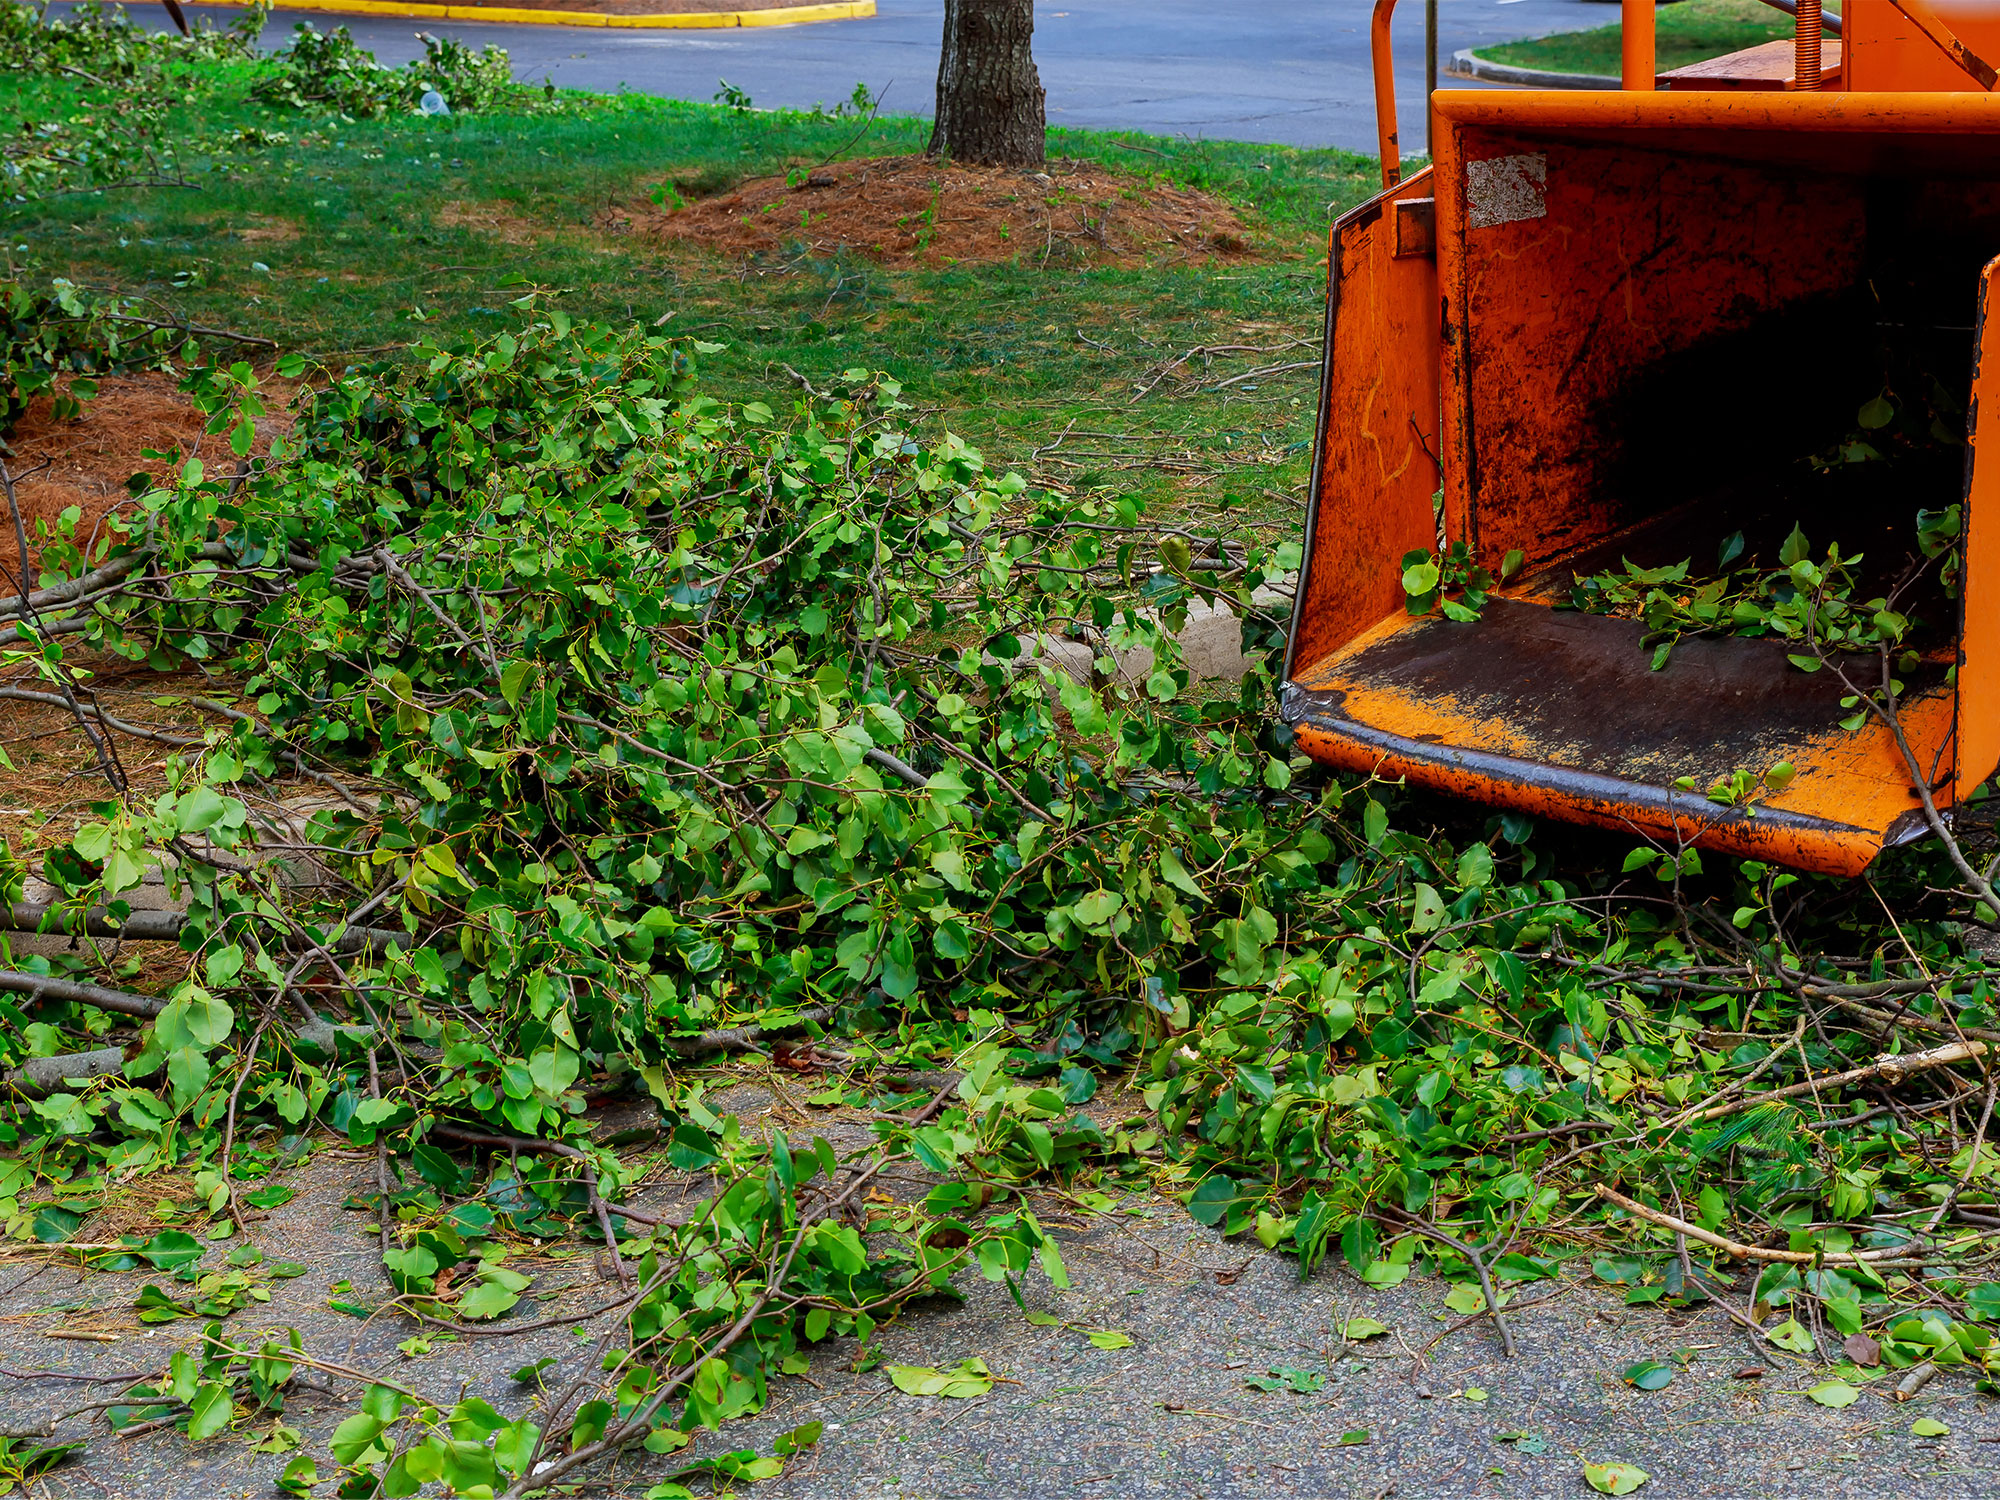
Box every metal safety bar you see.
[1371,0,1661,189]
[1365,0,1997,194]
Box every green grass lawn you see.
[1479,0,1795,76]
[2,51,1382,535]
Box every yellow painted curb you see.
[199,0,872,27]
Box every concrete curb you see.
[197,0,871,28]
[1448,47,1618,90]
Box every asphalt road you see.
[4,1084,1990,1500]
[104,0,1613,153]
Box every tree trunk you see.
[928,0,1045,168]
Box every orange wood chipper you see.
[1283,0,2000,875]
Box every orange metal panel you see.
[1849,2,2000,92]
[1288,88,1999,874]
[1284,171,1441,679]
[1959,254,2000,802]
[1437,124,1866,572]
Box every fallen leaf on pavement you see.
[887,1358,994,1398]
[1765,1318,1815,1353]
[1583,1460,1649,1495]
[1623,1360,1673,1391]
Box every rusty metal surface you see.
[1287,91,2000,873]
[1285,598,1958,872]
[1293,598,1946,787]
[1441,127,1869,571]
[1283,169,1441,681]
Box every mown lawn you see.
[1479,0,1796,76]
[3,52,1381,530]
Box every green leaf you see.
[1443,1282,1490,1315]
[499,659,534,707]
[1245,1365,1325,1394]
[431,708,475,758]
[1340,1316,1390,1341]
[176,786,228,834]
[1912,1417,1950,1437]
[1086,1329,1133,1350]
[458,1280,521,1321]
[1340,1216,1379,1278]
[1362,798,1389,847]
[1409,883,1445,933]
[32,1206,84,1244]
[1809,1380,1860,1408]
[186,1381,234,1440]
[1071,890,1124,929]
[138,1230,204,1270]
[522,685,558,740]
[886,1359,993,1398]
[1584,1461,1649,1495]
[277,1455,319,1496]
[1765,1318,1814,1353]
[1159,849,1204,899]
[1623,1360,1673,1391]
[329,1412,387,1466]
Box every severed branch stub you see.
[1,1048,125,1097]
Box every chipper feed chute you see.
[1285,4,2000,876]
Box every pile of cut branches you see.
[5,286,2000,1490]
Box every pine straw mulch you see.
[2,371,301,891]
[613,155,1259,267]
[3,369,297,589]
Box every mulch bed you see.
[615,154,1258,267]
[4,371,293,586]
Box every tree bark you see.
[929,0,1045,168]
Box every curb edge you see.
[1447,47,1619,91]
[194,0,873,29]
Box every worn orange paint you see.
[1959,254,2000,805]
[1285,171,1440,677]
[1371,0,1403,187]
[1290,84,2000,875]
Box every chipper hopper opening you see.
[1283,90,2000,876]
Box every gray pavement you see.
[3,1079,1992,1500]
[88,0,1616,153]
